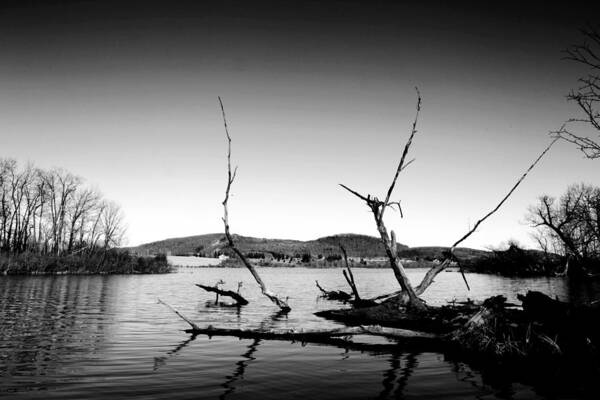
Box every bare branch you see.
[158,298,200,330]
[218,97,291,312]
[339,184,370,202]
[452,138,558,250]
[381,88,422,221]
[415,138,558,294]
[340,245,361,301]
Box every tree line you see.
[529,183,600,273]
[0,158,125,256]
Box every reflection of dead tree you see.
[218,97,291,312]
[196,281,249,306]
[153,334,198,371]
[220,339,261,400]
[341,90,558,310]
[377,352,418,400]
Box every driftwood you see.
[159,298,439,348]
[196,283,249,306]
[161,290,600,366]
[184,325,439,347]
[218,97,291,312]
[315,280,352,302]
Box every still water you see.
[0,267,597,399]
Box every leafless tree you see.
[528,183,600,268]
[341,90,557,310]
[553,27,600,158]
[0,158,126,256]
[218,97,291,312]
[101,200,126,249]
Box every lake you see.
[1,267,598,399]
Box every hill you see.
[398,246,489,262]
[129,233,409,259]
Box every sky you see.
[0,0,599,249]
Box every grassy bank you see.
[0,250,172,275]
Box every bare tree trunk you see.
[218,97,291,312]
[340,89,426,310]
[341,90,557,309]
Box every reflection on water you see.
[377,352,418,399]
[220,338,261,400]
[0,276,114,392]
[0,268,598,399]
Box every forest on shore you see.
[0,158,169,274]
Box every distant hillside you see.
[129,234,565,276]
[398,246,489,261]
[129,233,409,258]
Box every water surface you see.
[1,268,597,399]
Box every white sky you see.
[0,1,598,249]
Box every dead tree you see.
[218,97,291,312]
[340,89,428,310]
[341,89,558,310]
[196,282,249,306]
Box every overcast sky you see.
[1,0,598,249]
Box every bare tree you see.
[553,27,600,158]
[101,200,126,249]
[0,158,125,256]
[528,183,600,271]
[341,90,557,310]
[218,97,291,312]
[66,188,101,252]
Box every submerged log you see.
[196,283,249,306]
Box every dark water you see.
[0,268,598,399]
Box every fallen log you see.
[196,283,249,306]
[158,298,439,348]
[183,325,440,348]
